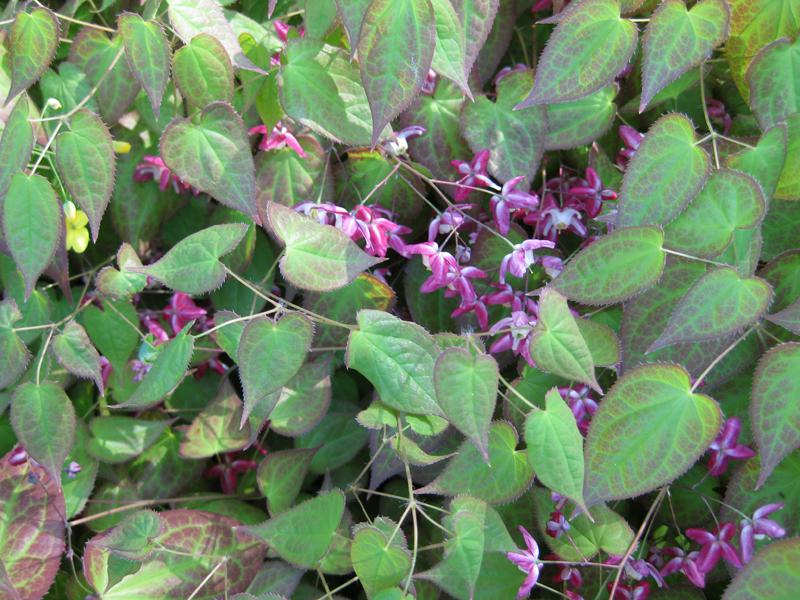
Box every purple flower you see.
[489,309,538,366]
[707,417,756,476]
[428,206,467,242]
[490,176,540,235]
[707,99,732,135]
[609,582,650,600]
[142,315,170,344]
[560,385,598,435]
[568,168,616,217]
[65,461,81,478]
[421,69,438,95]
[451,150,498,201]
[624,558,665,588]
[164,293,207,335]
[134,155,200,195]
[130,359,152,382]
[554,564,582,589]
[546,510,570,538]
[660,547,705,588]
[493,63,528,86]
[99,356,112,391]
[499,239,557,283]
[616,125,644,169]
[740,503,786,563]
[507,527,542,599]
[686,523,743,572]
[249,122,307,157]
[383,125,426,156]
[526,193,588,241]
[8,446,27,466]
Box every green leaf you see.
[649,267,773,351]
[351,519,412,597]
[617,114,711,227]
[583,364,722,505]
[0,299,29,391]
[54,109,115,242]
[279,40,375,146]
[0,450,65,600]
[244,490,345,568]
[525,388,587,509]
[62,421,99,519]
[335,0,371,49]
[640,0,729,111]
[576,318,620,367]
[357,0,435,145]
[5,7,59,103]
[431,0,470,94]
[95,243,148,300]
[160,102,257,220]
[544,85,617,151]
[664,169,766,259]
[434,347,497,460]
[173,33,234,108]
[82,300,140,372]
[255,136,331,212]
[297,395,368,474]
[751,343,800,487]
[418,421,534,504]
[52,321,104,395]
[2,173,62,299]
[726,124,788,201]
[69,30,140,124]
[346,309,441,416]
[0,98,34,202]
[133,223,249,295]
[179,381,251,458]
[518,0,637,106]
[118,13,171,117]
[553,226,666,305]
[776,113,800,200]
[117,325,194,410]
[256,448,317,515]
[267,356,332,437]
[11,382,76,485]
[92,509,163,560]
[747,36,800,129]
[461,69,546,185]
[305,0,339,38]
[265,202,382,292]
[723,538,800,600]
[39,63,98,119]
[530,288,600,392]
[451,0,500,84]
[237,313,313,426]
[767,299,800,334]
[87,416,169,463]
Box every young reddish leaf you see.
[116,325,195,410]
[265,202,383,292]
[266,356,333,438]
[451,0,500,83]
[172,33,234,108]
[583,364,722,505]
[665,169,766,259]
[648,268,773,351]
[52,321,104,395]
[237,313,313,427]
[357,0,436,146]
[544,85,617,151]
[617,114,711,227]
[723,538,800,600]
[95,243,148,300]
[244,490,345,568]
[417,421,535,504]
[747,36,800,130]
[160,103,257,220]
[0,299,30,391]
[461,69,546,185]
[525,388,587,510]
[54,109,116,242]
[10,383,76,486]
[640,0,729,112]
[553,226,666,305]
[430,0,470,95]
[0,450,66,600]
[434,347,498,460]
[2,173,62,300]
[726,124,788,200]
[133,223,249,295]
[346,309,441,416]
[118,13,171,117]
[255,136,331,213]
[530,288,600,392]
[5,7,59,103]
[767,298,800,334]
[518,0,638,106]
[179,380,251,458]
[751,343,800,487]
[88,416,169,463]
[256,447,317,515]
[69,30,141,124]
[0,98,35,201]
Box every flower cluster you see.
[134,155,200,195]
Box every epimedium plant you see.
[0,0,798,598]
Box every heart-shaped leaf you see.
[726,124,788,201]
[335,0,371,49]
[54,109,115,242]
[431,0,470,95]
[617,114,711,227]
[640,0,729,111]
[237,313,313,426]
[461,69,546,185]
[82,299,140,372]
[179,380,251,458]
[133,223,249,295]
[5,7,59,103]
[11,382,76,485]
[451,0,500,84]
[160,102,257,220]
[434,347,497,460]
[518,0,638,106]
[95,243,148,300]
[172,33,234,108]
[723,538,800,600]
[776,113,800,200]
[256,448,317,515]
[255,136,331,213]
[118,13,171,116]
[265,202,382,292]
[576,318,620,367]
[87,416,169,463]
[0,299,30,391]
[649,267,773,351]
[266,356,333,437]
[544,85,617,150]
[553,226,666,305]
[351,519,412,597]
[358,0,435,145]
[0,98,35,202]
[747,36,800,130]
[52,321,104,395]
[583,364,722,505]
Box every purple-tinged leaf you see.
[256,447,317,515]
[545,85,617,151]
[469,0,513,88]
[255,136,331,213]
[5,7,59,104]
[430,0,470,95]
[747,36,800,130]
[451,0,500,85]
[179,380,251,458]
[52,321,104,395]
[335,0,371,50]
[767,298,800,334]
[172,33,234,109]
[727,124,788,201]
[723,537,800,600]
[0,98,34,202]
[0,299,29,391]
[118,13,171,117]
[265,356,333,438]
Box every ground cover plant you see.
[0,0,799,598]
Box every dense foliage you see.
[0,0,798,599]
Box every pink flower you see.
[204,452,259,495]
[499,238,556,283]
[383,125,426,156]
[99,356,112,391]
[560,385,598,435]
[249,122,306,157]
[65,461,81,479]
[428,206,467,242]
[546,510,571,538]
[609,582,650,600]
[526,193,588,241]
[451,150,498,201]
[421,69,437,95]
[707,417,755,476]
[568,168,616,218]
[616,126,644,169]
[490,176,540,235]
[507,527,542,599]
[142,315,170,344]
[164,293,207,335]
[489,309,538,366]
[554,564,583,589]
[660,547,705,588]
[134,155,199,195]
[686,523,743,572]
[8,446,28,466]
[740,503,786,563]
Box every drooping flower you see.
[204,453,259,495]
[499,238,557,283]
[421,69,438,95]
[428,206,468,242]
[609,582,650,600]
[559,384,598,434]
[740,503,786,563]
[707,417,755,476]
[383,125,426,156]
[526,193,588,241]
[616,125,644,169]
[660,547,706,588]
[546,510,571,538]
[451,149,498,201]
[490,176,540,235]
[554,563,583,589]
[489,306,539,366]
[685,523,743,572]
[64,201,90,254]
[134,155,199,195]
[249,121,307,157]
[507,526,542,599]
[706,99,732,135]
[164,293,207,335]
[99,356,112,391]
[568,168,616,218]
